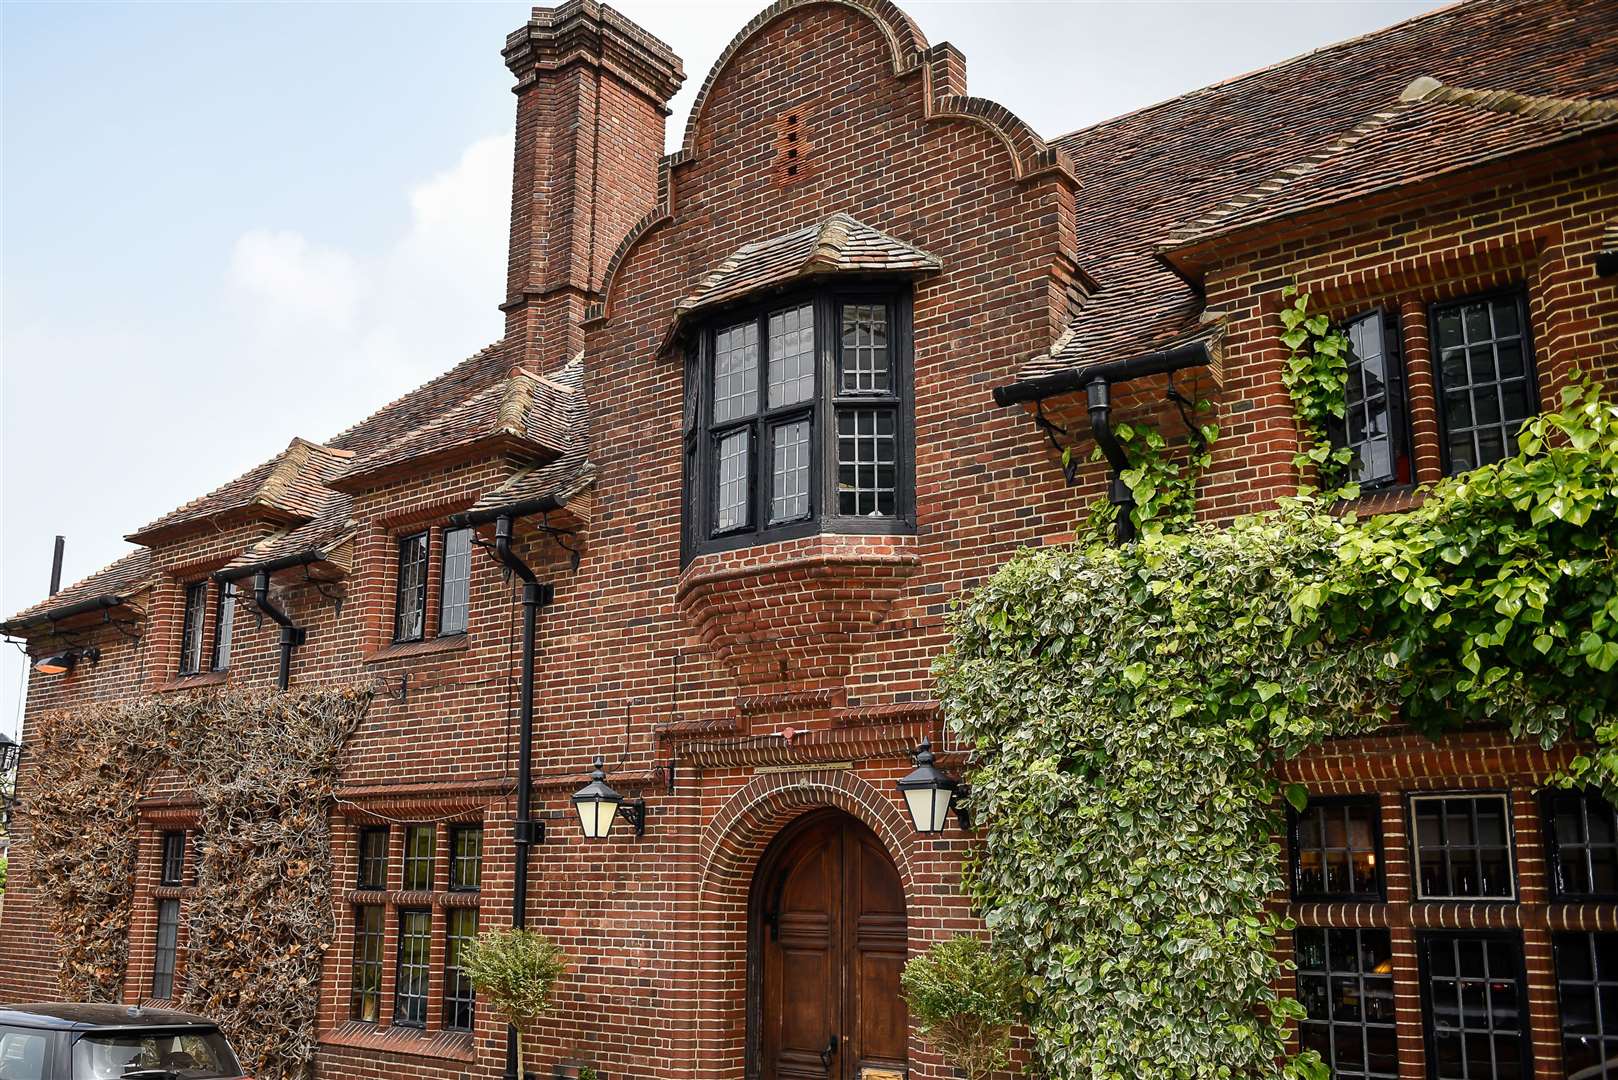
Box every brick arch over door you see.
[694,769,917,1079]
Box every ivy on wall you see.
[1075,403,1218,540]
[938,373,1618,1078]
[20,686,371,1080]
[1278,286,1357,501]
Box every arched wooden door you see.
[753,810,908,1080]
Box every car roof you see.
[0,1002,219,1032]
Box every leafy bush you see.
[460,928,569,1079]
[901,935,1023,1080]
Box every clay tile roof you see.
[334,355,582,488]
[127,437,353,544]
[325,341,514,458]
[2,549,155,630]
[1162,79,1618,252]
[217,488,355,580]
[465,451,596,519]
[673,213,940,323]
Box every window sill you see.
[364,634,468,665]
[319,1021,475,1063]
[157,670,228,693]
[1332,483,1426,517]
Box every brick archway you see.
[693,769,916,1080]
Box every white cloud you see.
[228,228,362,327]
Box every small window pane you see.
[716,430,750,533]
[1333,311,1408,489]
[1548,788,1618,899]
[1412,794,1516,900]
[394,909,432,1027]
[179,581,207,675]
[211,581,236,672]
[356,827,389,891]
[837,407,898,518]
[160,831,186,887]
[1295,927,1398,1080]
[402,825,435,892]
[440,526,472,636]
[770,420,812,524]
[350,905,385,1022]
[394,532,429,642]
[767,304,815,408]
[152,899,180,1000]
[714,321,759,423]
[449,826,483,891]
[1433,292,1535,475]
[1291,799,1382,899]
[840,303,891,393]
[444,908,479,1031]
[1419,934,1528,1080]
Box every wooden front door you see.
[756,811,908,1080]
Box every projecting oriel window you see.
[439,527,472,636]
[179,581,207,675]
[1555,932,1618,1078]
[394,532,429,642]
[683,289,913,559]
[1410,793,1515,900]
[1290,798,1383,900]
[1295,928,1397,1080]
[1546,787,1618,900]
[1330,309,1410,489]
[1432,290,1537,476]
[394,909,432,1028]
[1417,933,1529,1079]
[211,580,236,672]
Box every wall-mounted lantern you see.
[897,738,970,834]
[32,646,99,675]
[571,756,646,839]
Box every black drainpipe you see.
[1086,379,1136,545]
[251,569,306,690]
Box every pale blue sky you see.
[1,0,1447,737]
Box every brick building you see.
[2,0,1616,1078]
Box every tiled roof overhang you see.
[1,550,154,636]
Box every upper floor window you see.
[1545,787,1618,900]
[394,526,473,643]
[1330,309,1411,490]
[160,831,187,886]
[440,527,472,636]
[1290,797,1383,900]
[394,532,429,642]
[1432,290,1536,476]
[1411,793,1514,900]
[684,289,913,558]
[179,582,208,675]
[211,581,236,672]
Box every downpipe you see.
[251,569,306,690]
[1086,378,1137,544]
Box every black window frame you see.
[1415,930,1531,1080]
[152,898,181,1000]
[682,286,916,562]
[1430,288,1539,478]
[1543,786,1618,901]
[1329,307,1413,492]
[393,907,432,1029]
[1294,926,1399,1080]
[351,903,385,1023]
[356,826,390,892]
[443,907,479,1031]
[439,526,473,637]
[159,831,186,887]
[210,580,236,673]
[1407,791,1517,902]
[1554,930,1618,1078]
[178,580,208,675]
[394,531,430,643]
[448,825,483,893]
[1288,796,1386,902]
[401,824,435,892]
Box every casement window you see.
[356,827,389,891]
[1330,309,1411,490]
[1295,928,1397,1080]
[449,826,483,892]
[1545,787,1618,900]
[444,908,479,1031]
[1290,797,1384,900]
[210,580,236,672]
[403,825,435,891]
[1554,932,1618,1078]
[1432,290,1537,476]
[1410,793,1514,900]
[160,831,186,887]
[179,581,208,675]
[395,909,432,1028]
[394,532,430,642]
[683,289,913,558]
[351,905,385,1023]
[1416,932,1530,1079]
[152,899,180,1000]
[439,527,473,636]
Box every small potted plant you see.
[459,927,570,1080]
[900,934,1024,1080]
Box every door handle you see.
[819,1034,838,1069]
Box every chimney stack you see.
[501,0,684,369]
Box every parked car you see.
[0,1004,249,1080]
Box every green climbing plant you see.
[1071,403,1218,539]
[1278,286,1357,500]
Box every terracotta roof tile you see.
[127,438,353,544]
[3,549,155,629]
[217,489,355,580]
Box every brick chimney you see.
[501,0,684,369]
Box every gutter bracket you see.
[1032,400,1082,487]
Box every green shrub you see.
[459,928,569,1079]
[901,935,1024,1080]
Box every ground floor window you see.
[395,909,432,1028]
[151,899,180,1000]
[1555,932,1618,1078]
[1295,927,1397,1079]
[1417,932,1529,1079]
[350,906,385,1023]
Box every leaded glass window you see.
[179,581,207,675]
[357,827,389,891]
[211,580,236,672]
[1331,309,1410,489]
[394,909,431,1027]
[1417,933,1529,1079]
[402,825,435,892]
[449,826,482,892]
[444,908,478,1031]
[440,527,472,636]
[1411,794,1514,900]
[394,532,429,642]
[1291,798,1382,900]
[770,419,811,524]
[837,408,897,518]
[1295,928,1397,1080]
[152,899,180,999]
[160,831,186,887]
[1555,932,1618,1078]
[1546,788,1618,899]
[1432,291,1536,475]
[351,905,385,1023]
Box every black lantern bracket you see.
[619,798,648,837]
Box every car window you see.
[0,1027,50,1080]
[71,1030,240,1079]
